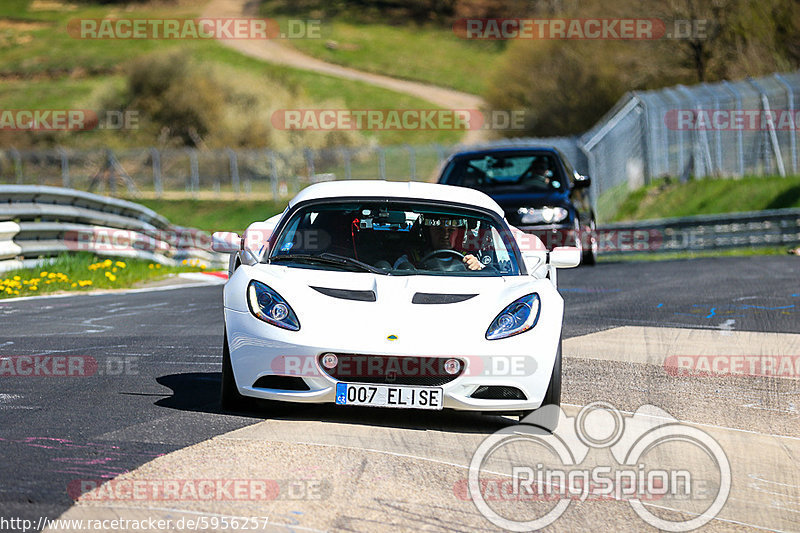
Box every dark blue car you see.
[437,147,597,265]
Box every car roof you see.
[446,146,562,159]
[288,180,505,217]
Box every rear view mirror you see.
[211,232,241,253]
[549,246,581,268]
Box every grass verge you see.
[270,17,504,96]
[0,253,206,299]
[611,175,800,222]
[135,198,287,232]
[597,246,789,263]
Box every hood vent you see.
[310,286,376,302]
[412,292,477,304]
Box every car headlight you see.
[518,207,569,224]
[486,293,540,340]
[247,280,300,331]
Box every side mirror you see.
[549,246,581,268]
[211,232,241,253]
[573,174,591,189]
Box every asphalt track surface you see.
[0,255,798,532]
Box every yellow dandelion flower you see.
[71,283,77,288]
[115,261,126,268]
[30,286,38,291]
[148,264,154,269]
[156,264,161,269]
[40,271,48,277]
[182,259,188,265]
[13,276,20,281]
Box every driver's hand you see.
[463,254,484,270]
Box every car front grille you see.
[470,385,527,400]
[319,354,463,386]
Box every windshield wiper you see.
[270,253,387,275]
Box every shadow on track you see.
[155,372,513,434]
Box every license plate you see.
[335,383,443,410]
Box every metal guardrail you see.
[598,208,800,255]
[0,185,226,273]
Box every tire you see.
[518,339,562,431]
[581,218,597,266]
[220,329,250,411]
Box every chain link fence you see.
[581,70,800,220]
[1,70,797,222]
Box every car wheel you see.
[582,218,597,266]
[221,328,250,411]
[518,339,562,431]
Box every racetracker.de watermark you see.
[67,18,320,40]
[453,18,709,40]
[0,110,138,131]
[665,109,800,131]
[270,109,525,131]
[664,355,800,378]
[0,356,139,377]
[63,228,212,254]
[68,478,329,501]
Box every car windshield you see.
[440,153,566,193]
[269,201,520,276]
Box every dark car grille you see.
[470,386,527,400]
[252,375,310,391]
[412,292,477,304]
[319,354,464,386]
[310,286,376,302]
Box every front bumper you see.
[223,307,561,412]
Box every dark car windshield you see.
[440,153,566,194]
[269,201,520,276]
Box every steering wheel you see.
[419,249,466,272]
[420,249,464,263]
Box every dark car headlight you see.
[518,207,569,224]
[247,280,300,331]
[486,293,540,340]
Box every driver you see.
[521,157,552,187]
[426,219,485,270]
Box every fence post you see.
[377,147,386,180]
[149,147,162,198]
[269,150,279,199]
[304,148,315,182]
[58,148,69,188]
[187,148,199,198]
[722,81,745,177]
[748,77,786,177]
[434,144,447,166]
[341,147,352,180]
[774,73,797,175]
[405,145,416,180]
[9,147,22,184]
[578,142,599,216]
[227,148,240,194]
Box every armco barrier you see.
[598,208,800,255]
[0,185,226,272]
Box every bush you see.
[95,49,365,150]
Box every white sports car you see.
[212,180,579,422]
